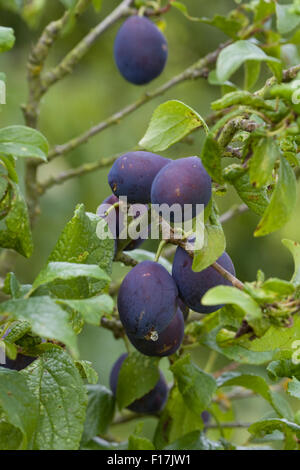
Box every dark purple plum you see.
[110,353,168,413]
[97,195,148,251]
[0,354,36,371]
[114,16,168,85]
[108,151,170,204]
[201,411,211,425]
[127,309,184,357]
[118,260,178,338]
[151,157,212,222]
[172,249,235,314]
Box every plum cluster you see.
[114,16,168,85]
[103,150,235,367]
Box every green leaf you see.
[0,369,37,449]
[171,354,217,414]
[3,320,31,344]
[58,294,114,325]
[192,202,226,272]
[82,385,115,443]
[0,183,33,258]
[267,359,300,381]
[201,133,224,184]
[75,360,98,384]
[165,431,223,450]
[1,155,18,182]
[0,296,78,357]
[282,239,300,286]
[288,378,300,399]
[255,156,297,237]
[116,352,160,410]
[3,272,18,298]
[171,3,245,39]
[47,205,114,299]
[253,0,275,23]
[216,40,282,83]
[0,126,48,161]
[33,262,110,290]
[276,3,300,35]
[128,434,155,450]
[0,26,15,53]
[200,14,245,39]
[22,0,46,28]
[224,165,269,216]
[154,385,204,449]
[246,315,300,357]
[49,204,114,275]
[21,349,87,450]
[249,137,280,188]
[198,312,274,364]
[202,286,263,335]
[217,372,293,419]
[139,100,208,152]
[154,385,203,449]
[0,422,22,450]
[0,174,8,201]
[124,249,172,273]
[249,418,300,450]
[261,278,295,297]
[244,60,261,90]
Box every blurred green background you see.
[1,0,299,446]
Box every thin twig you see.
[220,204,248,224]
[39,153,121,194]
[115,252,139,267]
[204,421,251,430]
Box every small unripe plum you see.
[118,260,178,338]
[114,16,168,85]
[97,194,148,251]
[0,354,36,371]
[172,249,235,314]
[151,157,212,222]
[110,353,168,413]
[108,151,170,204]
[127,308,184,357]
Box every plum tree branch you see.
[23,0,90,227]
[219,204,248,224]
[47,41,230,160]
[22,10,71,128]
[38,152,123,194]
[41,0,135,93]
[204,421,251,430]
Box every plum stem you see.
[104,202,120,217]
[155,240,167,262]
[211,262,245,291]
